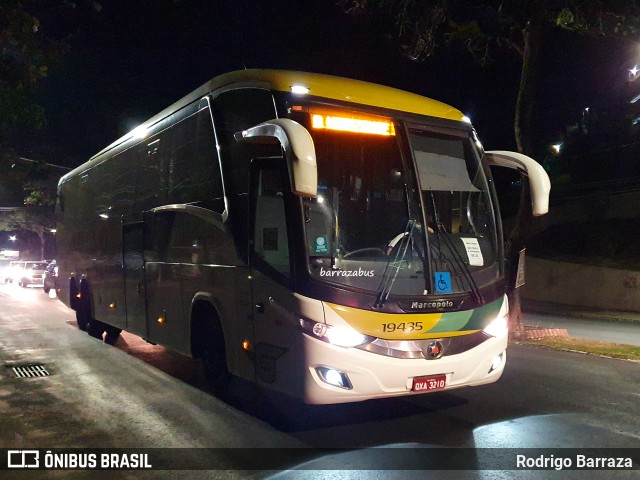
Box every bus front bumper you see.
[301,331,508,405]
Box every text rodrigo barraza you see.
[516,454,633,470]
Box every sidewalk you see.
[522,298,640,324]
[519,298,640,346]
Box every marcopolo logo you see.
[8,450,40,468]
[410,300,454,309]
[398,299,461,311]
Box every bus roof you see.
[211,70,465,121]
[63,70,465,183]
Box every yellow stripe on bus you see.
[325,302,478,340]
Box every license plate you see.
[412,374,446,392]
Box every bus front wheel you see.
[86,317,108,340]
[75,299,90,331]
[197,311,230,395]
[105,325,122,345]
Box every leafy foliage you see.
[1,0,100,252]
[1,0,56,153]
[0,205,55,260]
[0,0,102,154]
[342,0,640,332]
[343,1,640,66]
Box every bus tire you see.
[202,324,230,395]
[194,305,230,395]
[75,300,90,331]
[86,318,107,340]
[105,325,122,345]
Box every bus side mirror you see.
[235,118,317,198]
[484,150,551,216]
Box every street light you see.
[9,235,16,242]
[551,143,562,154]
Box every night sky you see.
[31,0,637,167]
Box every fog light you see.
[316,366,352,390]
[489,352,504,373]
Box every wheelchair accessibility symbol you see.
[434,272,452,294]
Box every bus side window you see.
[168,106,224,212]
[136,136,166,212]
[251,167,290,279]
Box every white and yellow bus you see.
[55,70,550,404]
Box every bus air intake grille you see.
[11,365,50,378]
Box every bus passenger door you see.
[143,210,186,351]
[249,160,304,397]
[122,221,147,337]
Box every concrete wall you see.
[522,257,640,312]
[526,189,640,236]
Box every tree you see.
[1,0,56,155]
[343,0,640,335]
[1,1,100,256]
[0,158,58,260]
[344,0,640,154]
[1,0,102,157]
[1,206,55,260]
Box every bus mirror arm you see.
[484,150,551,216]
[235,118,318,198]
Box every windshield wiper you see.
[428,191,484,304]
[374,218,417,308]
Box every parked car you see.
[43,260,58,294]
[17,261,48,288]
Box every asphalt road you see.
[0,283,638,479]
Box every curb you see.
[519,328,569,340]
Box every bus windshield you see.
[303,116,501,299]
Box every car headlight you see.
[300,318,373,348]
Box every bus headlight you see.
[326,326,370,347]
[300,319,373,348]
[482,296,509,338]
[482,315,508,337]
